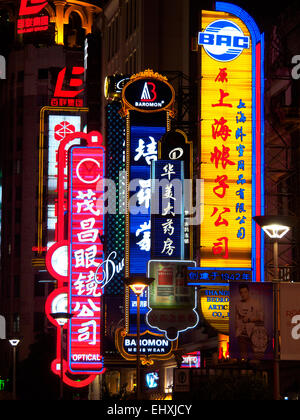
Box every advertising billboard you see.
[229,282,273,360]
[280,283,300,360]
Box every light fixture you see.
[253,215,297,239]
[50,312,73,327]
[9,339,20,347]
[124,277,154,295]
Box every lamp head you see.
[124,277,154,296]
[50,312,73,326]
[9,339,20,347]
[253,215,297,239]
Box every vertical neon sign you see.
[198,2,264,281]
[68,146,105,374]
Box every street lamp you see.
[253,215,297,400]
[9,338,20,400]
[50,311,73,400]
[124,276,154,400]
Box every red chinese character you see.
[210,207,230,226]
[212,117,232,142]
[213,175,229,199]
[210,144,235,169]
[215,68,228,83]
[212,89,232,108]
[212,237,229,259]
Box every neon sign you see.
[45,131,106,387]
[198,2,264,282]
[17,0,49,34]
[51,67,85,107]
[68,146,105,374]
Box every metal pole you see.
[12,346,16,400]
[60,325,64,400]
[136,293,141,400]
[273,239,280,400]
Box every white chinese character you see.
[161,237,175,256]
[76,190,100,216]
[137,179,151,209]
[134,136,157,165]
[162,202,175,217]
[161,163,175,181]
[74,272,101,297]
[162,219,175,236]
[74,245,99,268]
[78,320,97,345]
[136,221,151,252]
[73,298,100,317]
[163,184,175,201]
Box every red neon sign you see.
[50,67,85,107]
[68,146,105,374]
[19,0,48,16]
[45,131,106,386]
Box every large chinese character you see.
[210,207,230,227]
[212,117,232,142]
[76,190,100,216]
[213,175,229,199]
[74,272,101,297]
[78,320,97,345]
[161,163,176,181]
[137,179,151,209]
[212,89,232,108]
[77,218,99,243]
[161,237,175,256]
[210,145,235,170]
[74,245,99,268]
[215,68,228,83]
[134,136,157,165]
[136,221,151,251]
[212,237,229,259]
[162,219,175,236]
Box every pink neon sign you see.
[68,146,105,374]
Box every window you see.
[38,68,48,79]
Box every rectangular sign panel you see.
[199,3,264,281]
[187,267,252,286]
[280,283,300,360]
[68,146,105,373]
[151,160,184,260]
[229,282,273,360]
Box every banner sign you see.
[198,2,264,281]
[151,160,184,260]
[229,282,273,360]
[280,283,300,360]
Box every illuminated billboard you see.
[198,2,264,281]
[17,0,49,34]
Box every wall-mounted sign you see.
[121,69,175,115]
[280,283,300,361]
[198,2,264,282]
[147,260,198,341]
[45,131,106,388]
[17,0,49,34]
[181,352,201,368]
[229,282,273,360]
[151,160,184,260]
[50,67,85,107]
[116,69,177,364]
[158,130,193,259]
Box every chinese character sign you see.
[199,4,264,280]
[129,125,166,275]
[151,160,184,260]
[68,147,105,373]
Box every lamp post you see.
[50,312,73,400]
[253,215,296,400]
[9,339,20,400]
[124,277,154,400]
